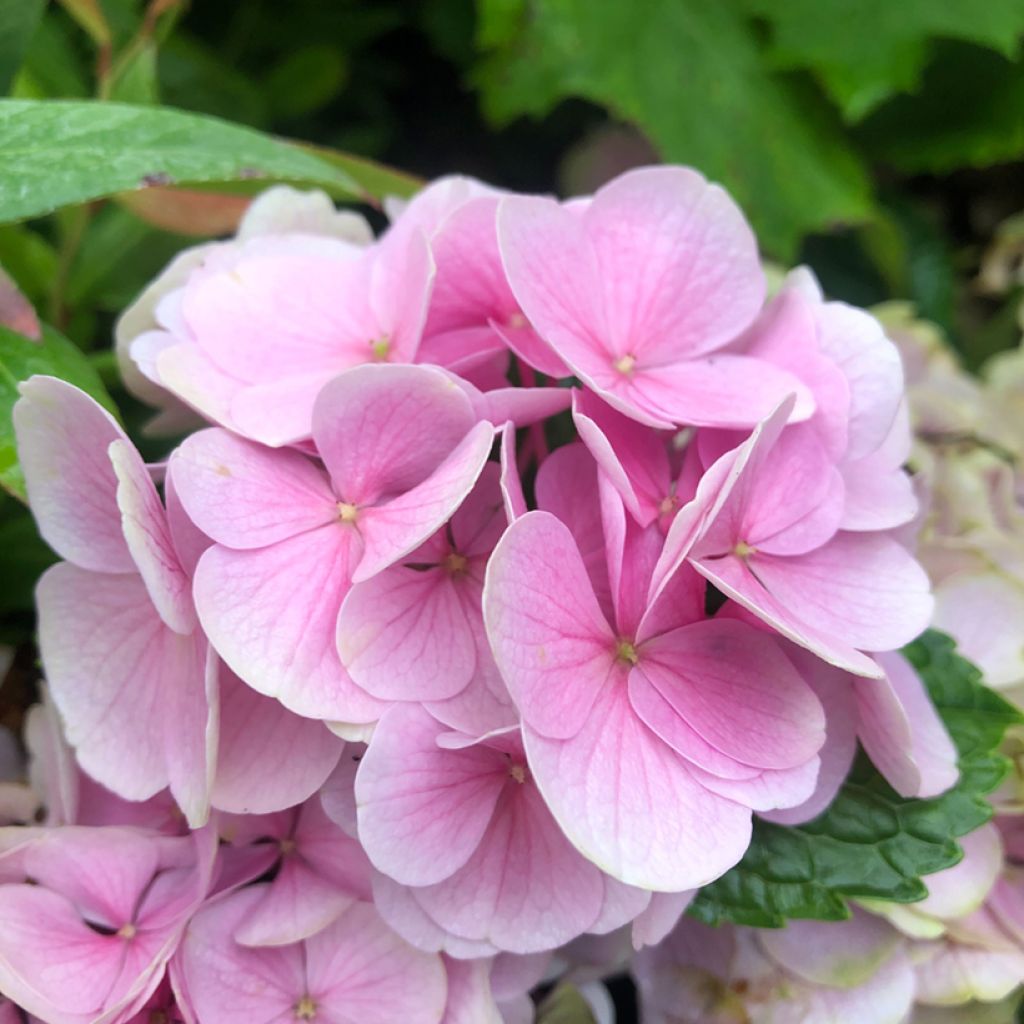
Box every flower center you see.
[371,335,390,360]
[506,312,526,330]
[337,502,359,524]
[733,540,756,558]
[658,494,679,518]
[280,837,297,855]
[508,763,527,784]
[149,1012,169,1024]
[294,995,317,1020]
[613,353,637,376]
[616,639,639,665]
[443,552,469,577]
[117,923,137,940]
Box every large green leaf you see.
[689,632,1021,928]
[474,0,873,258]
[0,0,46,94]
[0,99,399,222]
[0,322,119,500]
[856,43,1024,174]
[744,0,1024,121]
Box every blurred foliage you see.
[0,2,1021,690]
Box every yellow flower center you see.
[337,502,359,523]
[613,353,637,375]
[294,995,317,1020]
[616,639,639,665]
[733,540,757,558]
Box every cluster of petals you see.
[0,169,971,1022]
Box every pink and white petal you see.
[319,747,364,838]
[14,376,133,572]
[292,799,373,901]
[761,651,859,826]
[523,684,752,891]
[228,371,340,447]
[840,458,917,532]
[814,301,903,461]
[695,555,883,677]
[638,620,825,770]
[337,569,477,702]
[855,651,958,799]
[371,871,500,958]
[193,529,383,722]
[450,463,505,557]
[36,565,190,802]
[440,957,503,1024]
[583,167,764,362]
[233,857,356,948]
[163,464,212,579]
[492,318,569,378]
[412,782,606,954]
[912,936,1024,1006]
[371,227,434,362]
[933,571,1024,690]
[180,234,366,383]
[687,757,821,813]
[619,355,814,431]
[147,337,247,433]
[721,533,933,654]
[313,364,475,507]
[534,443,612,620]
[0,885,123,1017]
[109,440,194,634]
[180,887,304,1024]
[425,638,519,738]
[307,900,448,1024]
[212,666,343,815]
[463,383,572,429]
[630,891,695,950]
[499,423,526,522]
[498,195,611,373]
[795,951,916,1023]
[354,421,494,582]
[573,389,670,526]
[354,421,493,585]
[483,511,619,740]
[587,877,653,936]
[171,428,336,549]
[915,824,1002,922]
[355,705,506,887]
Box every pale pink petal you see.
[171,428,336,549]
[179,887,304,1024]
[855,651,958,799]
[370,226,434,364]
[355,705,506,887]
[492,317,569,378]
[212,666,343,814]
[840,457,917,532]
[572,389,670,526]
[450,462,506,556]
[13,376,133,572]
[461,381,572,429]
[410,780,607,954]
[636,620,825,770]
[320,747,363,838]
[312,364,476,506]
[193,528,383,722]
[814,301,903,461]
[307,900,448,1024]
[229,372,344,447]
[338,568,477,702]
[534,443,612,620]
[916,823,1002,921]
[164,463,212,578]
[913,938,1024,1006]
[483,511,619,740]
[631,891,694,949]
[36,564,202,805]
[109,439,195,634]
[499,423,526,521]
[524,683,752,890]
[440,957,503,1024]
[354,421,494,582]
[581,167,764,363]
[0,885,126,1017]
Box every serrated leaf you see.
[473,0,873,258]
[0,99,377,222]
[856,43,1024,174]
[0,322,119,500]
[689,632,1021,928]
[744,0,1024,121]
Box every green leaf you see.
[856,43,1024,174]
[0,321,119,500]
[0,497,56,613]
[0,0,46,94]
[744,0,1024,121]
[473,0,873,258]
[689,632,1021,928]
[0,99,374,223]
[266,45,349,121]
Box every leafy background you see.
[1,2,1024,1020]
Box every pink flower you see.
[177,886,448,1024]
[498,166,814,429]
[0,826,215,1024]
[171,364,493,721]
[357,704,648,954]
[483,445,825,890]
